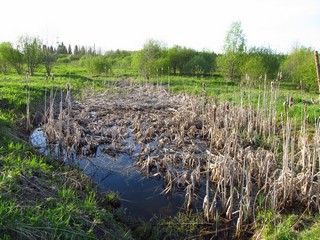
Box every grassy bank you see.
[0,72,134,239]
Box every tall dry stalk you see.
[45,77,58,144]
[58,87,63,142]
[43,74,48,127]
[65,82,71,144]
[202,82,206,137]
[167,68,170,95]
[289,123,296,206]
[257,85,262,131]
[300,104,307,171]
[25,72,30,132]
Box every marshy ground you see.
[40,79,274,237]
[29,77,320,239]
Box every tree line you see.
[0,22,318,91]
[0,36,100,76]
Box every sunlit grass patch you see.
[0,150,133,239]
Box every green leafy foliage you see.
[18,35,43,76]
[218,21,247,81]
[42,45,56,75]
[0,41,24,74]
[282,46,317,92]
[0,42,12,73]
[81,55,112,75]
[132,39,165,79]
[241,46,282,83]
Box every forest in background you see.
[0,21,318,92]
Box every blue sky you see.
[0,0,319,53]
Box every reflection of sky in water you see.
[30,128,204,220]
[78,149,187,220]
[30,128,47,153]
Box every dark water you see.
[76,147,186,219]
[30,128,203,220]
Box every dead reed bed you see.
[41,78,320,236]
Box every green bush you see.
[282,46,317,92]
[81,55,112,75]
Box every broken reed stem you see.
[268,78,274,138]
[167,71,170,95]
[204,156,210,221]
[261,76,268,137]
[289,122,296,206]
[66,82,71,143]
[301,104,307,171]
[58,87,63,142]
[272,80,279,135]
[43,75,48,127]
[46,79,58,144]
[255,85,261,132]
[202,82,206,136]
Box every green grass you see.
[300,219,320,239]
[0,142,133,239]
[254,211,320,240]
[134,74,320,126]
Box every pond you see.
[30,127,204,220]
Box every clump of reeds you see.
[43,78,74,158]
[45,78,56,143]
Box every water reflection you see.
[30,128,193,220]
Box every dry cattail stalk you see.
[162,169,174,195]
[289,96,294,109]
[212,105,217,127]
[46,84,56,143]
[58,88,64,142]
[289,130,295,206]
[65,82,71,144]
[203,194,210,221]
[43,74,48,127]
[25,72,30,132]
[226,175,234,220]
[184,184,193,211]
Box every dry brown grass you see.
[42,79,320,236]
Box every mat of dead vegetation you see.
[42,79,320,238]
